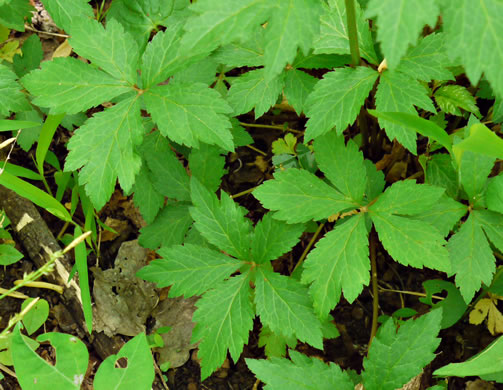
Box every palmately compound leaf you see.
[141,20,201,89]
[434,85,481,117]
[370,180,445,216]
[414,195,467,237]
[253,168,356,224]
[459,151,495,204]
[65,96,143,209]
[486,174,503,214]
[192,273,254,380]
[12,324,88,390]
[0,64,29,116]
[448,212,497,303]
[283,68,318,115]
[365,0,439,69]
[69,19,140,85]
[138,203,193,249]
[255,268,323,349]
[0,0,33,31]
[180,0,271,57]
[302,214,369,319]
[189,143,226,193]
[226,68,284,119]
[263,0,323,79]
[251,213,305,264]
[441,0,503,98]
[93,333,154,390]
[190,177,252,260]
[21,57,132,115]
[476,210,503,254]
[305,66,378,140]
[314,0,378,65]
[396,33,454,82]
[136,244,242,297]
[41,0,94,33]
[107,0,186,48]
[371,212,451,273]
[246,350,354,390]
[314,132,367,203]
[144,82,234,151]
[131,167,164,224]
[140,132,190,202]
[375,70,436,154]
[362,309,442,390]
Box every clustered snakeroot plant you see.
[1,0,503,388]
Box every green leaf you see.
[192,273,254,380]
[371,212,450,273]
[65,96,143,210]
[365,0,439,69]
[190,177,252,260]
[362,309,442,390]
[94,333,154,390]
[414,195,466,237]
[434,335,503,380]
[486,174,503,214]
[140,20,197,89]
[284,69,318,115]
[314,132,367,203]
[441,0,503,98]
[263,0,323,79]
[247,350,354,390]
[73,225,92,334]
[375,70,436,154]
[132,167,164,224]
[420,280,467,329]
[255,268,323,349]
[41,0,94,33]
[292,52,351,69]
[36,113,65,177]
[21,57,132,115]
[180,0,270,56]
[189,143,226,193]
[140,132,190,202]
[272,133,297,155]
[459,150,495,203]
[258,325,297,358]
[251,213,304,264]
[305,67,378,140]
[253,168,356,223]
[13,34,43,78]
[396,33,454,82]
[0,170,71,221]
[367,110,453,156]
[448,212,496,302]
[22,298,49,335]
[0,243,23,265]
[453,123,503,162]
[137,244,240,297]
[138,203,193,249]
[144,83,234,151]
[69,19,139,84]
[302,214,369,318]
[476,210,503,254]
[314,0,378,65]
[364,159,386,201]
[371,180,445,216]
[212,27,265,67]
[424,153,458,198]
[107,0,187,48]
[12,325,88,390]
[434,85,481,117]
[0,63,29,116]
[0,0,33,31]
[227,68,284,119]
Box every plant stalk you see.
[368,228,379,349]
[344,0,361,67]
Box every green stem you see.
[344,0,361,67]
[368,228,379,349]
